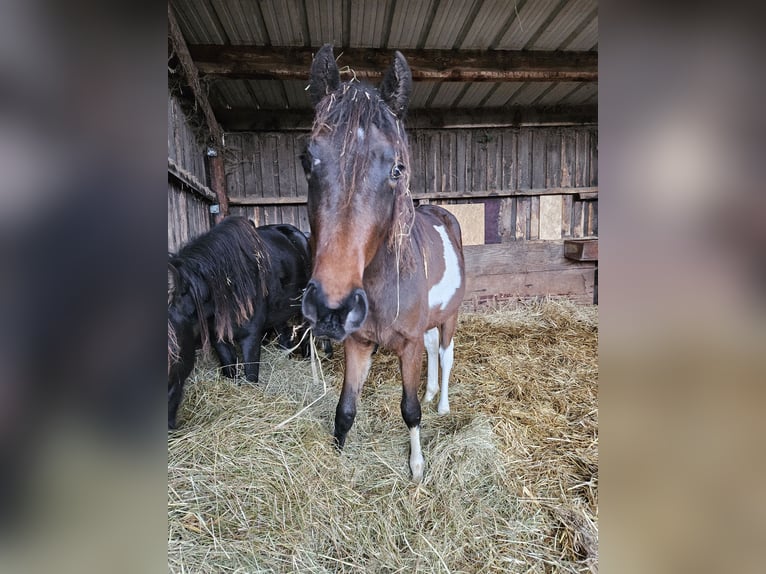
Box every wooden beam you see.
[564,238,598,261]
[168,3,229,219]
[188,45,598,82]
[227,187,598,206]
[168,158,216,202]
[216,105,598,132]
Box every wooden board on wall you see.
[461,240,596,307]
[438,203,485,246]
[539,195,563,240]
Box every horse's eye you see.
[390,164,405,180]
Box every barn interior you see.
[168,0,598,307]
[168,2,598,572]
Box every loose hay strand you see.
[169,299,598,573]
[274,332,328,430]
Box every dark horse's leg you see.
[214,340,238,379]
[399,339,425,482]
[334,337,376,449]
[240,324,265,383]
[168,347,196,429]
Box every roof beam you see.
[188,46,597,82]
[216,105,598,131]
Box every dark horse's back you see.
[167,217,311,429]
[251,223,311,331]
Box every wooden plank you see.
[562,194,573,238]
[538,195,563,240]
[168,158,216,202]
[517,129,532,190]
[561,129,575,187]
[438,204,485,246]
[572,199,584,238]
[546,128,562,187]
[564,239,598,262]
[440,131,456,193]
[465,267,596,303]
[515,197,530,239]
[529,196,539,240]
[531,129,547,189]
[484,198,501,244]
[188,45,598,82]
[463,241,583,275]
[227,187,598,205]
[472,132,487,194]
[501,130,517,191]
[589,127,598,186]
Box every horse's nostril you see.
[302,280,320,324]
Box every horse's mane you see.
[169,217,269,352]
[311,81,418,273]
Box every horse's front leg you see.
[400,339,425,482]
[241,323,265,383]
[334,336,375,449]
[213,339,238,379]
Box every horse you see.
[300,45,466,482]
[167,217,311,429]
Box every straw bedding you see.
[168,299,598,573]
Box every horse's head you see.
[301,44,413,341]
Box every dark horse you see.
[301,45,466,481]
[168,217,311,429]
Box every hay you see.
[168,299,598,573]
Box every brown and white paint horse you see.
[301,45,465,482]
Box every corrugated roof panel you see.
[387,0,437,49]
[172,0,228,44]
[283,79,312,109]
[210,80,257,109]
[563,82,597,105]
[460,0,515,49]
[484,83,525,107]
[494,0,560,50]
[459,83,499,107]
[409,82,439,108]
[562,12,598,50]
[529,0,597,50]
[350,0,393,48]
[429,82,466,107]
[535,81,581,105]
[248,80,288,108]
[507,82,553,106]
[425,0,479,49]
[305,0,344,47]
[208,0,268,45]
[260,0,305,46]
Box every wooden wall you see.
[223,126,596,238]
[222,124,598,306]
[167,95,213,253]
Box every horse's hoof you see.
[437,403,450,416]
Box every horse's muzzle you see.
[301,280,368,341]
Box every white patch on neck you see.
[428,225,461,310]
[313,157,321,166]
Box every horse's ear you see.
[309,44,340,107]
[380,51,412,119]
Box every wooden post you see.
[168,3,229,221]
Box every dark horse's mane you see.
[169,217,269,352]
[310,81,418,272]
